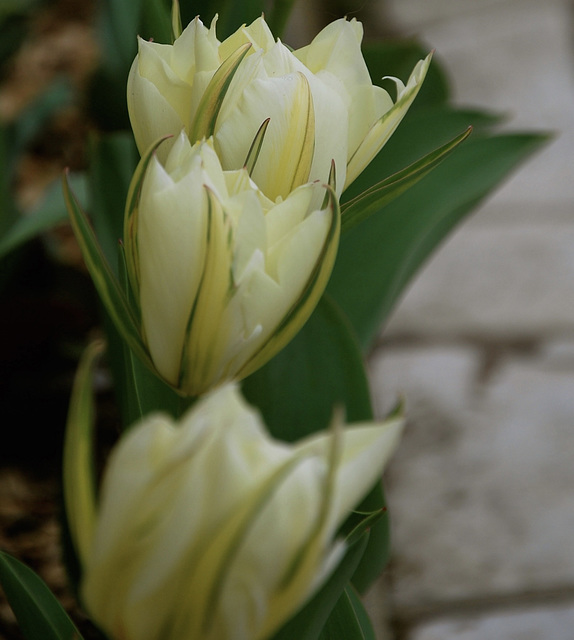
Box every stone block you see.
[408,602,574,640]
[383,0,574,208]
[370,345,574,611]
[384,225,574,339]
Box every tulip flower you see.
[127,15,430,201]
[81,383,404,640]
[122,132,339,396]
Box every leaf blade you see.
[318,586,376,640]
[63,170,154,371]
[0,551,83,640]
[341,127,472,233]
[63,340,104,568]
[271,534,369,640]
[330,124,549,349]
[188,42,252,142]
[0,173,87,260]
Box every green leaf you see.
[0,173,87,260]
[171,0,182,40]
[98,0,141,69]
[102,244,192,429]
[140,0,172,43]
[330,110,549,350]
[206,0,266,39]
[348,483,389,593]
[346,587,377,640]
[318,587,376,640]
[63,340,103,568]
[87,0,143,130]
[244,118,270,176]
[345,507,388,548]
[242,294,372,441]
[189,42,252,142]
[242,295,390,590]
[341,127,472,233]
[342,106,503,206]
[12,79,73,156]
[271,534,369,640]
[63,170,153,372]
[122,134,169,296]
[0,551,83,640]
[0,126,21,238]
[267,0,299,37]
[88,132,139,272]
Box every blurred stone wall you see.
[363,1,574,638]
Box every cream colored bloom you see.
[82,384,404,640]
[124,133,339,396]
[127,15,430,200]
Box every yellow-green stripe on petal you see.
[272,71,315,199]
[345,53,433,188]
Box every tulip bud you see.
[124,133,339,396]
[81,384,404,640]
[127,15,430,200]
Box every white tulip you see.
[82,384,404,640]
[127,16,430,201]
[124,133,339,395]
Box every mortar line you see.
[390,584,574,630]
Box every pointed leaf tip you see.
[346,508,388,547]
[341,126,473,233]
[63,167,154,374]
[244,118,271,175]
[189,42,252,142]
[63,339,105,569]
[0,551,85,640]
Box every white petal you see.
[171,16,220,83]
[295,18,369,86]
[262,42,350,194]
[230,189,267,280]
[215,72,314,200]
[218,15,276,61]
[267,203,331,291]
[136,38,193,131]
[297,414,404,527]
[127,57,185,160]
[138,154,207,384]
[345,53,432,188]
[264,184,314,247]
[302,71,348,196]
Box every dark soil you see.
[0,1,101,636]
